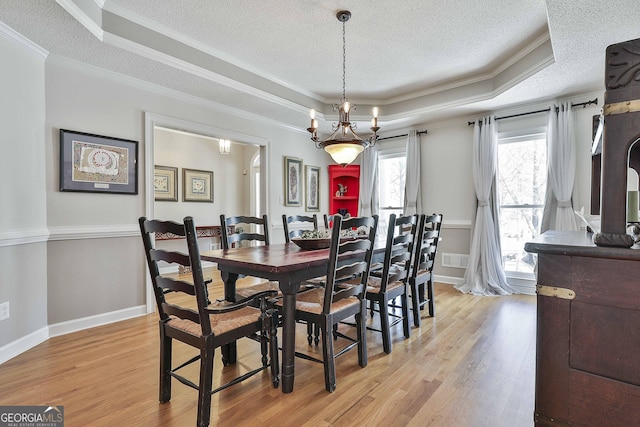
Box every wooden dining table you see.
[200,240,384,393]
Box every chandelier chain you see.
[342,20,346,102]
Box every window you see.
[497,133,546,278]
[378,152,406,234]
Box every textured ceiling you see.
[1,0,640,134]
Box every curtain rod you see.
[377,129,428,142]
[466,98,598,126]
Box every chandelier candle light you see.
[307,10,380,166]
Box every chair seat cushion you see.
[235,281,281,299]
[343,275,405,294]
[275,288,360,315]
[167,306,261,336]
[361,275,405,295]
[304,276,327,286]
[414,269,431,278]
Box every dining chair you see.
[408,213,443,326]
[282,214,324,344]
[139,216,279,427]
[277,214,378,392]
[282,214,319,242]
[355,213,417,354]
[220,214,270,248]
[220,214,280,300]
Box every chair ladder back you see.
[323,215,378,312]
[220,214,270,249]
[412,214,443,280]
[139,217,186,321]
[282,214,319,243]
[378,214,418,292]
[140,216,212,336]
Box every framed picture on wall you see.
[183,168,213,202]
[305,165,320,211]
[154,165,178,201]
[284,156,302,206]
[59,129,138,194]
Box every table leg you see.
[221,270,239,365]
[281,290,297,393]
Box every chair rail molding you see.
[0,228,50,247]
[48,224,139,241]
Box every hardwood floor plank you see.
[0,279,535,426]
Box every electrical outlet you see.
[0,301,9,321]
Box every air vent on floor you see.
[441,253,469,269]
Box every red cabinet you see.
[328,165,360,216]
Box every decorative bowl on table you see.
[290,229,362,250]
[291,237,332,250]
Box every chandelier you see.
[307,10,380,166]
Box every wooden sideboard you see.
[525,231,640,426]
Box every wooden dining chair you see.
[409,213,443,326]
[357,213,417,354]
[220,214,270,248]
[220,214,280,300]
[277,214,378,392]
[139,216,279,427]
[282,214,324,342]
[282,214,319,242]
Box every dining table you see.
[200,240,385,393]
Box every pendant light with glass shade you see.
[306,10,380,166]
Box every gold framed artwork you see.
[183,168,213,203]
[284,156,302,207]
[305,165,320,211]
[153,165,178,201]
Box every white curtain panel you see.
[359,144,379,217]
[542,102,578,231]
[404,130,422,215]
[456,117,515,296]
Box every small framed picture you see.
[154,165,178,201]
[59,129,138,194]
[284,156,302,206]
[183,168,213,203]
[305,165,320,211]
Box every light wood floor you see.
[0,279,536,426]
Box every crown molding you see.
[56,0,104,40]
[0,21,48,60]
[46,54,307,136]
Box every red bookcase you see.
[328,165,360,217]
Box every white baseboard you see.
[0,306,148,365]
[434,274,464,286]
[506,276,537,295]
[434,274,536,295]
[48,305,148,338]
[0,327,49,365]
